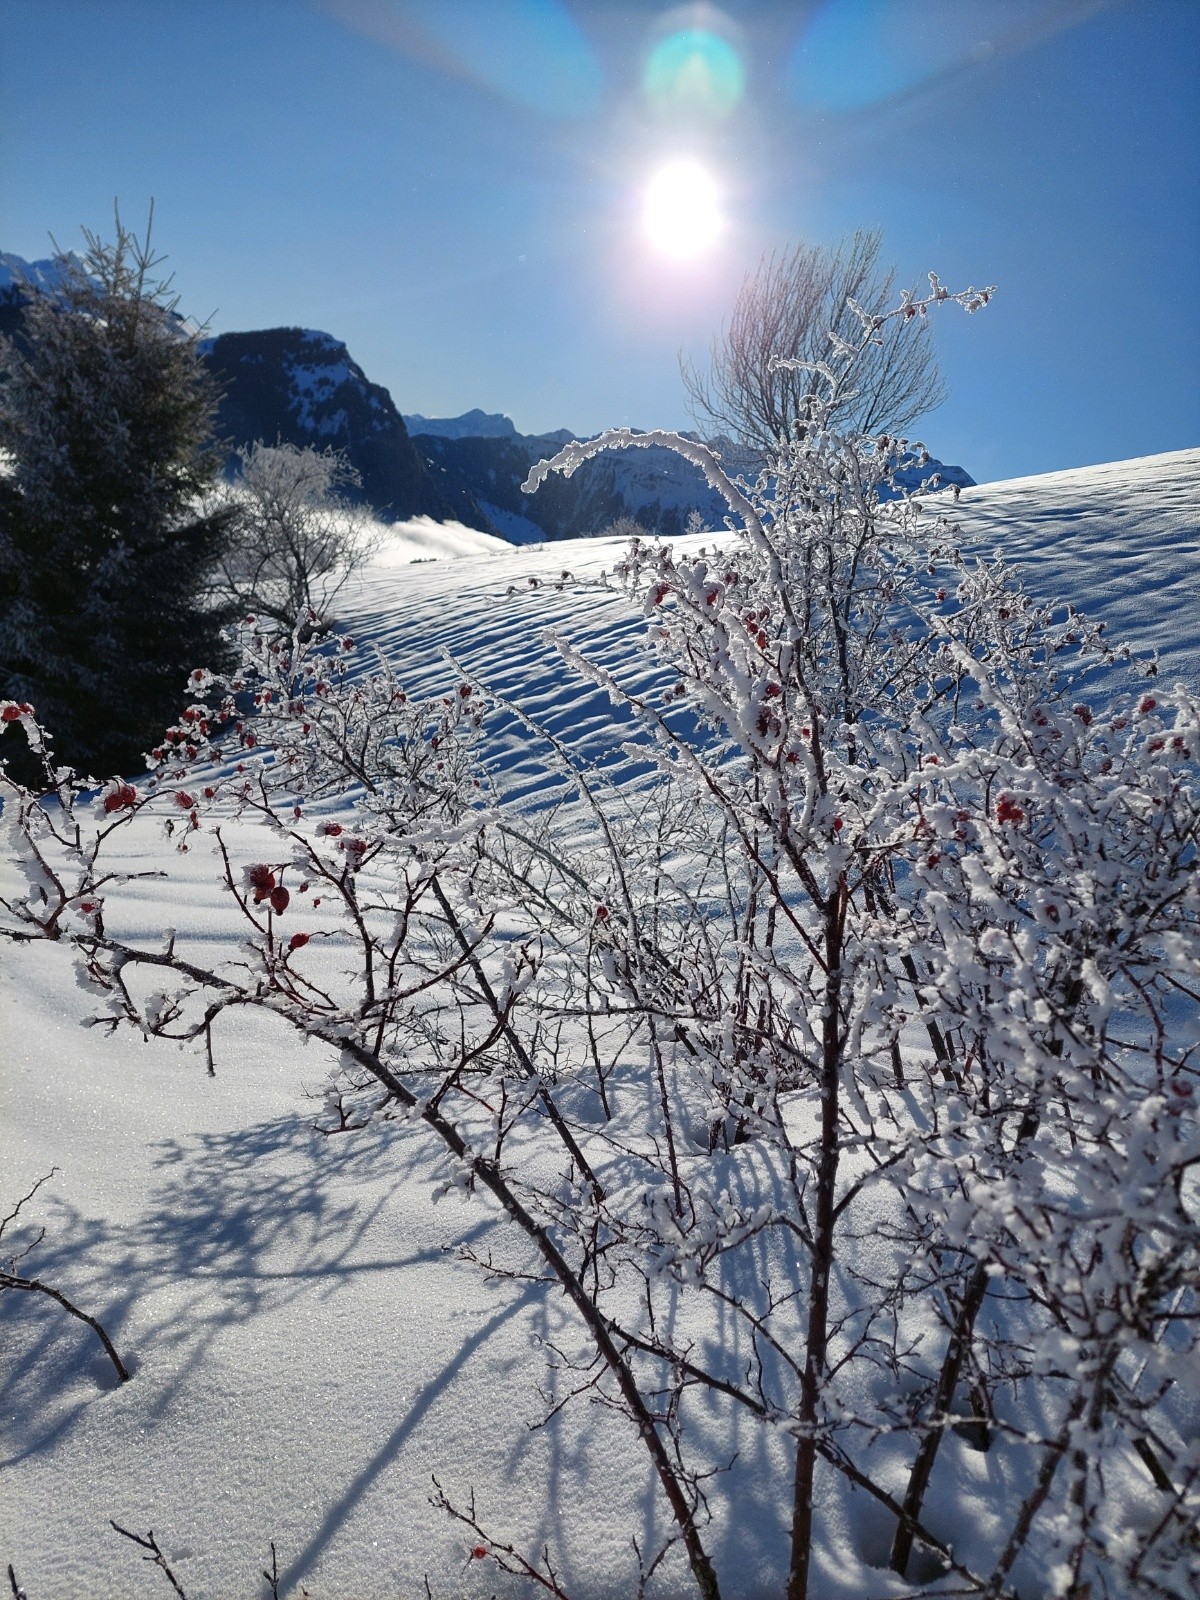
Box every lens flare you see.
[643,159,723,260]
[644,28,744,120]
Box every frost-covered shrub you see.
[2,274,1197,1600]
[518,274,1199,1599]
[211,440,379,632]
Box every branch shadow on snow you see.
[0,1197,141,1470]
[1,1109,503,1467]
[277,1281,542,1597]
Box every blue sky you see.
[2,0,1197,482]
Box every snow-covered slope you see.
[950,448,1199,687]
[2,449,1197,1600]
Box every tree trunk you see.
[890,1260,989,1574]
[788,886,845,1600]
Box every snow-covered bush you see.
[2,275,1196,1600]
[211,440,379,632]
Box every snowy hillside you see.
[2,449,1197,1600]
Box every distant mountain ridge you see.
[1,249,974,541]
[404,408,518,440]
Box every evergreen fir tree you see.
[0,208,233,779]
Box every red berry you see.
[247,864,275,903]
[175,791,194,809]
[270,886,290,915]
[288,932,309,950]
[832,816,844,832]
[1139,696,1157,714]
[102,783,137,814]
[2,704,21,722]
[470,1546,487,1561]
[595,905,609,921]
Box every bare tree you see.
[212,441,378,631]
[682,229,946,453]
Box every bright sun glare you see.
[642,159,722,260]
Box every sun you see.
[642,159,722,260]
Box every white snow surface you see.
[364,513,513,567]
[1,448,1198,1599]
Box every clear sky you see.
[2,0,1197,483]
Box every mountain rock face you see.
[199,328,461,523]
[0,252,80,300]
[0,254,81,341]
